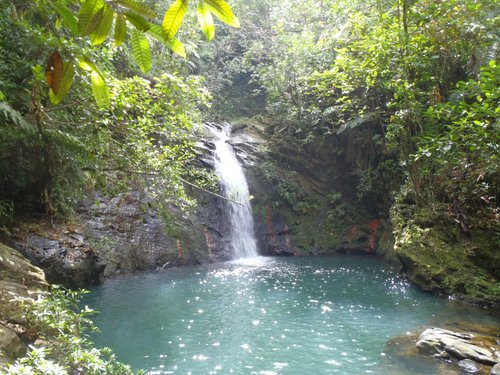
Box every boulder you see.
[0,242,47,368]
[417,328,499,365]
[0,242,47,322]
[491,363,500,375]
[10,233,102,289]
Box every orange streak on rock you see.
[266,203,279,251]
[203,227,214,261]
[177,239,184,266]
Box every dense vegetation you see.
[0,0,239,224]
[200,0,498,223]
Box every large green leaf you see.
[146,25,186,58]
[79,0,105,35]
[90,70,109,108]
[49,61,75,105]
[79,59,109,108]
[83,6,104,35]
[116,0,155,19]
[205,0,240,27]
[197,1,215,40]
[131,29,152,72]
[162,0,189,40]
[125,12,150,31]
[165,38,186,58]
[114,14,127,46]
[90,4,115,45]
[147,23,166,42]
[53,3,79,34]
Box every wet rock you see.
[78,190,229,277]
[491,363,500,375]
[417,328,499,365]
[458,359,480,373]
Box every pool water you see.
[83,256,499,374]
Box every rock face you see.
[0,242,47,322]
[225,119,399,262]
[4,187,231,287]
[76,191,207,277]
[391,187,500,306]
[9,232,101,288]
[458,359,481,373]
[0,242,47,368]
[416,328,500,366]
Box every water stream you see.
[211,124,258,259]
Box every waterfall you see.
[211,125,259,259]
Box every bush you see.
[6,286,136,375]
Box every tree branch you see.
[91,167,244,206]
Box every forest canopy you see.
[1,0,498,234]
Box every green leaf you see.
[125,12,150,31]
[79,0,105,35]
[162,0,189,40]
[197,1,215,40]
[78,59,109,108]
[55,16,62,30]
[84,6,105,35]
[53,3,79,34]
[115,0,156,19]
[90,4,115,45]
[165,38,186,58]
[0,102,35,132]
[114,14,127,46]
[49,61,75,104]
[147,24,167,42]
[91,70,110,108]
[131,29,152,72]
[204,0,240,28]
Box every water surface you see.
[84,256,499,374]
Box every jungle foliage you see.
[0,0,235,224]
[198,0,499,230]
[5,287,135,375]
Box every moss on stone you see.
[391,190,500,306]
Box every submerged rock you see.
[417,328,499,365]
[491,363,500,375]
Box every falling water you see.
[211,125,258,259]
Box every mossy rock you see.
[391,201,500,306]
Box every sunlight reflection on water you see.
[84,256,499,375]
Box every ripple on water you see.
[84,256,500,375]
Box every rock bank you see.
[0,242,47,368]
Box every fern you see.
[0,102,36,132]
